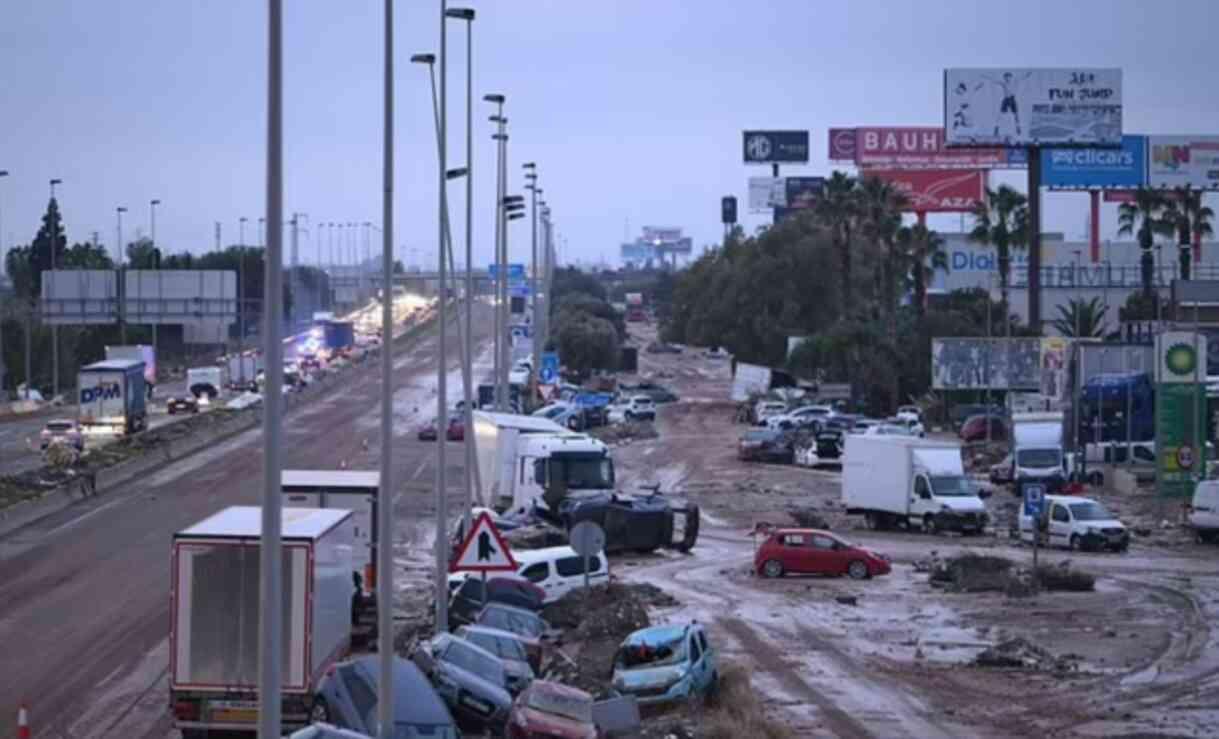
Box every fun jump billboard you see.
[943,68,1123,146]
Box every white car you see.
[608,395,656,423]
[1190,481,1219,544]
[1018,495,1129,552]
[864,423,914,437]
[753,401,788,424]
[886,417,926,437]
[766,404,834,431]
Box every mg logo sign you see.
[81,383,121,404]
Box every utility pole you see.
[49,179,62,400]
[378,0,396,730]
[435,0,450,636]
[150,198,161,375]
[117,207,127,343]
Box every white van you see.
[513,546,609,603]
[1019,494,1129,552]
[1190,481,1219,544]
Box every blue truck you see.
[1078,373,1155,443]
[322,320,355,354]
[77,359,148,434]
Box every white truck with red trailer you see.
[169,506,355,737]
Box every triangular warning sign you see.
[451,512,518,573]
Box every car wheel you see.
[847,560,869,580]
[309,695,331,724]
[923,514,938,536]
[1088,471,1104,486]
[1069,534,1081,551]
[625,411,634,421]
[761,559,784,579]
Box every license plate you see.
[209,700,259,724]
[460,694,491,714]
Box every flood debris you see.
[928,553,1096,595]
[974,637,1080,673]
[592,421,661,445]
[786,506,830,529]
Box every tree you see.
[554,313,619,376]
[814,172,858,311]
[969,185,1028,315]
[1168,188,1215,280]
[855,175,907,317]
[1117,187,1173,299]
[125,237,162,269]
[897,224,947,319]
[1052,297,1109,338]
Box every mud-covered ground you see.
[605,322,1219,738]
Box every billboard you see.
[931,338,1041,390]
[845,127,1023,169]
[866,169,985,213]
[828,128,857,161]
[743,130,809,164]
[642,226,683,243]
[1042,134,1146,189]
[748,177,786,211]
[1147,136,1219,190]
[944,68,1122,146]
[785,177,825,209]
[124,270,238,324]
[40,270,119,325]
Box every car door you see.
[697,629,717,685]
[808,534,843,575]
[518,561,553,600]
[686,630,707,695]
[777,533,810,573]
[910,475,934,519]
[1048,503,1072,548]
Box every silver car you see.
[455,624,536,695]
[310,655,458,739]
[413,633,513,735]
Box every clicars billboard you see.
[944,68,1122,146]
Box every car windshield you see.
[617,633,688,669]
[538,406,565,419]
[560,456,614,489]
[1069,501,1114,521]
[395,725,459,739]
[1017,449,1062,468]
[444,641,505,685]
[47,422,73,432]
[527,687,593,723]
[930,476,974,497]
[482,607,543,638]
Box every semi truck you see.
[281,470,380,647]
[227,353,262,389]
[322,321,356,354]
[625,292,645,322]
[842,435,989,534]
[1010,412,1066,490]
[170,506,355,737]
[186,366,227,400]
[77,359,147,434]
[104,344,156,387]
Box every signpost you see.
[1154,332,1207,499]
[569,520,606,593]
[539,351,559,386]
[451,512,519,612]
[1023,482,1045,572]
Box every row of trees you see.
[546,267,625,377]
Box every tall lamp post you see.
[49,178,62,399]
[150,198,162,375]
[0,170,7,394]
[523,165,541,388]
[434,0,452,637]
[239,216,249,381]
[502,194,525,407]
[485,95,506,409]
[117,206,128,343]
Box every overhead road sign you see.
[944,68,1122,146]
[451,512,518,573]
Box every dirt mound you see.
[930,553,1014,593]
[787,506,830,529]
[1034,563,1096,592]
[591,421,660,445]
[974,637,1080,672]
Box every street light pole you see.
[117,206,128,344]
[485,95,505,410]
[435,0,450,636]
[524,163,539,397]
[239,216,248,382]
[49,178,62,399]
[151,198,161,375]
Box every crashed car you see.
[611,623,718,707]
[738,428,794,463]
[447,575,546,629]
[508,680,598,739]
[310,655,459,737]
[556,489,699,554]
[456,625,536,695]
[412,632,514,734]
[796,429,844,467]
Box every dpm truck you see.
[842,435,990,534]
[170,506,355,737]
[104,344,156,387]
[77,359,147,434]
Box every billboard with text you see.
[743,130,809,164]
[944,68,1122,146]
[748,177,786,211]
[866,169,985,213]
[1042,134,1146,189]
[1148,136,1219,190]
[842,127,1022,169]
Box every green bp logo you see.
[1165,343,1197,376]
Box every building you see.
[620,226,693,270]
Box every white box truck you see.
[842,435,989,534]
[1010,412,1066,488]
[282,470,379,646]
[105,344,156,387]
[77,359,148,434]
[169,506,355,737]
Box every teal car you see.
[610,623,718,706]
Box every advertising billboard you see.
[866,169,985,213]
[828,128,857,161]
[742,130,810,164]
[1042,135,1146,189]
[931,338,1041,390]
[785,177,825,209]
[642,226,683,243]
[1147,136,1219,190]
[944,68,1122,146]
[851,127,1022,169]
[748,177,786,211]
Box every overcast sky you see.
[4,0,1218,270]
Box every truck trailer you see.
[170,506,355,737]
[104,344,156,387]
[77,359,147,434]
[842,435,989,534]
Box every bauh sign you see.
[829,127,1023,169]
[866,169,985,213]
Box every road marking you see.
[44,495,133,537]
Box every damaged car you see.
[611,623,718,707]
[507,680,599,739]
[455,625,536,695]
[412,633,514,735]
[556,488,700,554]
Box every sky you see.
[4,0,1219,271]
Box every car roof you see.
[347,656,454,725]
[623,624,691,646]
[457,624,529,642]
[770,527,835,538]
[514,545,587,562]
[479,602,543,619]
[434,632,504,663]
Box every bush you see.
[1034,565,1096,592]
[700,664,792,739]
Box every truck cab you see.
[516,433,614,514]
[1010,412,1066,489]
[907,448,990,534]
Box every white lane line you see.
[44,495,133,537]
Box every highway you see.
[0,303,489,739]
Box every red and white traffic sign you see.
[450,512,518,573]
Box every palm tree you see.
[1117,188,1173,299]
[1169,188,1215,280]
[814,172,858,312]
[898,224,948,319]
[969,185,1028,314]
[1051,297,1109,338]
[856,175,907,316]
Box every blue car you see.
[611,623,718,706]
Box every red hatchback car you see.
[754,528,890,580]
[959,414,1007,443]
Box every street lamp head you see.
[492,133,508,142]
[503,195,525,204]
[151,199,161,206]
[0,170,8,177]
[410,53,436,65]
[489,115,506,124]
[445,7,475,20]
[50,178,62,186]
[483,93,505,104]
[508,212,526,221]
[523,162,537,170]
[117,206,127,213]
[446,167,469,180]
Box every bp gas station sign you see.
[1155,332,1207,498]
